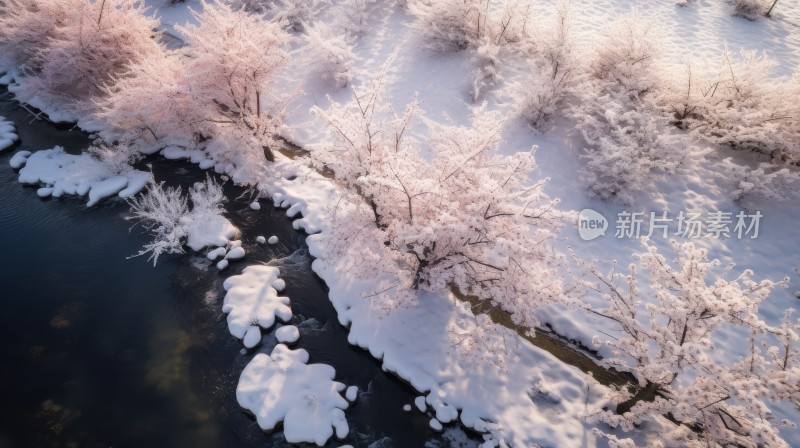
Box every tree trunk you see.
[616,381,665,415]
[766,0,779,17]
[263,145,275,162]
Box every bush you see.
[304,22,356,88]
[568,13,682,204]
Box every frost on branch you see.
[311,77,567,329]
[568,13,683,204]
[0,0,162,120]
[571,239,798,448]
[127,176,237,265]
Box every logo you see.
[578,209,608,241]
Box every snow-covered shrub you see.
[312,80,567,329]
[88,142,143,174]
[337,0,377,37]
[176,0,292,174]
[271,0,329,31]
[569,13,681,204]
[720,158,800,206]
[470,39,502,101]
[665,49,799,165]
[408,0,531,53]
[6,0,162,118]
[304,22,356,88]
[572,239,798,448]
[128,176,229,265]
[517,1,581,128]
[128,180,191,265]
[734,0,771,20]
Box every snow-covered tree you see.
[175,0,292,171]
[311,79,567,329]
[96,50,198,154]
[571,239,798,448]
[568,13,683,204]
[4,0,162,118]
[0,0,82,71]
[271,0,330,31]
[304,21,356,88]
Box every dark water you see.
[0,95,475,447]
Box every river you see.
[0,93,476,447]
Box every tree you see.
[571,239,798,447]
[311,78,567,329]
[175,0,292,168]
[4,0,162,119]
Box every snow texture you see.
[276,325,300,344]
[16,147,149,206]
[0,116,18,151]
[9,150,30,169]
[345,385,358,402]
[267,235,278,244]
[222,265,292,343]
[236,344,349,446]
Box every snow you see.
[403,404,411,412]
[345,385,358,402]
[256,235,266,244]
[249,201,261,210]
[222,265,292,342]
[429,418,443,432]
[414,396,427,413]
[185,215,237,251]
[243,325,261,349]
[206,247,226,260]
[267,235,278,244]
[15,147,150,206]
[9,150,30,169]
[0,116,19,151]
[276,324,300,344]
[224,246,245,260]
[236,344,350,446]
[216,259,229,270]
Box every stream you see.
[0,93,478,447]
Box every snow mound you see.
[186,215,238,252]
[268,235,278,244]
[345,385,358,402]
[9,150,31,169]
[236,344,349,446]
[0,117,19,151]
[222,265,292,343]
[207,247,226,260]
[250,201,261,210]
[216,259,229,270]
[225,246,246,260]
[256,235,266,244]
[16,146,150,206]
[276,325,300,344]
